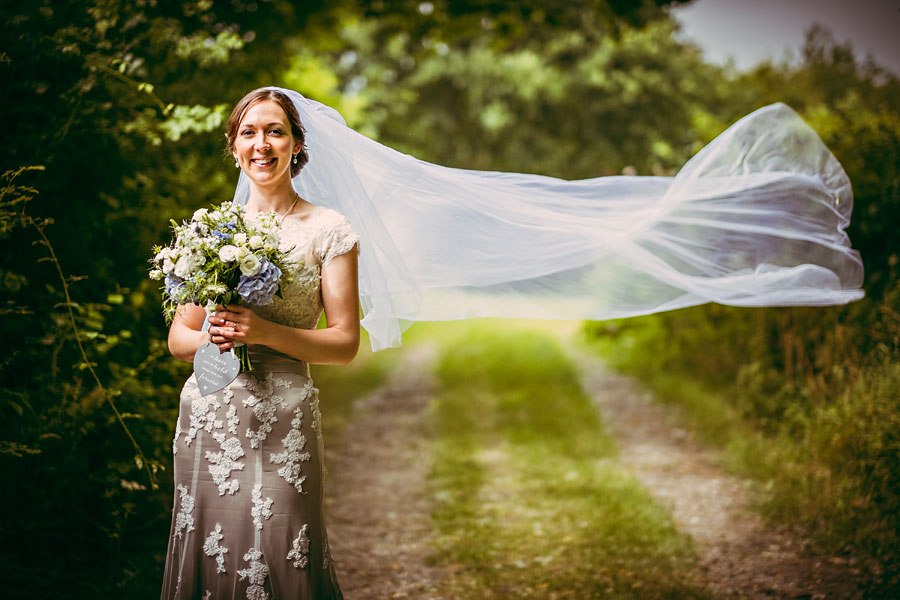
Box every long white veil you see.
[233,88,864,351]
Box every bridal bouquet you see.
[149,200,294,372]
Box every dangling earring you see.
[292,154,298,165]
[235,160,240,168]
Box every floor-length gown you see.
[160,206,358,600]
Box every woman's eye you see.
[269,129,283,135]
[240,130,253,136]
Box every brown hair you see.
[225,88,309,177]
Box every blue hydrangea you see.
[237,259,282,305]
[165,273,185,299]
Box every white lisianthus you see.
[218,244,239,262]
[162,258,175,274]
[236,245,250,260]
[234,232,247,245]
[249,235,263,249]
[206,284,228,295]
[149,269,163,280]
[210,210,222,220]
[192,208,208,221]
[239,253,261,276]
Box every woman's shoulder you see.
[305,206,357,237]
[308,205,352,227]
[308,206,359,265]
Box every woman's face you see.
[232,99,302,188]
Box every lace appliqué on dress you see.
[172,417,182,455]
[243,374,292,449]
[182,385,223,447]
[175,484,195,538]
[270,379,314,493]
[203,523,229,574]
[237,548,270,600]
[206,433,245,496]
[286,524,310,569]
[250,483,274,531]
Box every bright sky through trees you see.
[673,0,900,73]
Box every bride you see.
[161,88,357,599]
[160,85,862,599]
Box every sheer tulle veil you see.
[232,87,864,351]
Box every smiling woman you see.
[160,88,359,600]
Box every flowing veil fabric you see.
[233,88,864,351]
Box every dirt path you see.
[575,352,866,600]
[323,337,868,599]
[325,345,448,599]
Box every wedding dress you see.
[160,206,357,600]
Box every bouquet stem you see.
[235,344,252,372]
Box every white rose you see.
[149,269,163,280]
[239,253,261,276]
[249,235,263,249]
[174,255,193,278]
[234,232,247,244]
[189,253,206,270]
[236,245,250,260]
[192,208,208,221]
[218,244,239,262]
[162,258,175,274]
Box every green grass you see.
[424,322,712,599]
[582,319,900,593]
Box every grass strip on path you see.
[424,322,713,599]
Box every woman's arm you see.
[209,247,361,366]
[167,302,210,362]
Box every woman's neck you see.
[245,182,298,216]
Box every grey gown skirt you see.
[160,350,342,600]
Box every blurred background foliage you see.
[0,0,897,596]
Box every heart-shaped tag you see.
[193,343,241,396]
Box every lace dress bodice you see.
[248,206,359,331]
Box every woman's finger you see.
[209,326,235,339]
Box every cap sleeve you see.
[317,209,360,268]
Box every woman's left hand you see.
[209,304,271,347]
